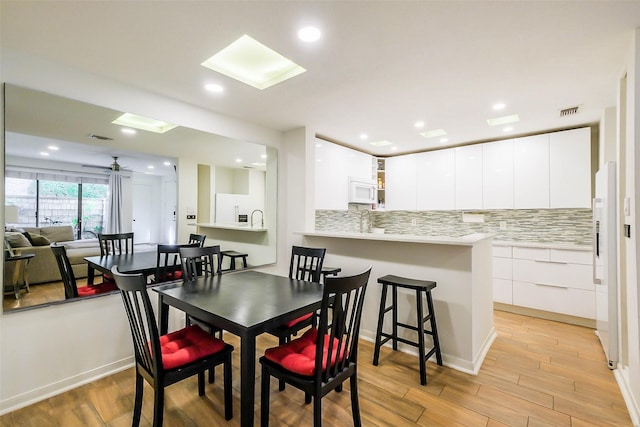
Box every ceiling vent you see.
[89,133,114,141]
[559,106,579,117]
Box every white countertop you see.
[299,231,494,246]
[493,240,592,251]
[197,223,267,232]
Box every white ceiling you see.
[2,1,640,157]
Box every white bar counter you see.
[299,230,496,374]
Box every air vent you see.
[89,134,114,141]
[559,106,579,117]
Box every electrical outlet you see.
[186,214,196,220]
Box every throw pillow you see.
[22,232,34,245]
[4,232,32,248]
[29,233,52,246]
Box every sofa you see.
[4,226,102,285]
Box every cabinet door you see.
[514,134,549,208]
[482,139,514,209]
[385,154,417,210]
[455,145,483,209]
[415,149,455,210]
[549,127,591,208]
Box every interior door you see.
[132,183,152,244]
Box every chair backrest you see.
[188,233,207,247]
[180,245,222,280]
[98,232,134,256]
[314,267,371,384]
[50,243,78,299]
[289,245,326,283]
[155,243,199,282]
[110,266,162,377]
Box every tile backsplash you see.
[315,207,593,245]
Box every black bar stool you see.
[220,250,248,270]
[373,274,443,385]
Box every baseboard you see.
[614,365,640,427]
[0,357,134,416]
[494,303,596,328]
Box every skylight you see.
[112,113,177,134]
[419,129,447,138]
[370,140,393,147]
[201,34,306,90]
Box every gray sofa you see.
[4,226,102,285]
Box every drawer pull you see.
[533,260,568,265]
[535,283,569,290]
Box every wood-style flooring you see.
[0,310,632,426]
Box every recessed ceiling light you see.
[112,113,177,134]
[147,165,155,170]
[414,121,425,128]
[261,154,267,159]
[298,26,321,42]
[390,146,398,151]
[440,138,448,144]
[360,133,368,140]
[503,126,514,132]
[121,128,137,135]
[47,145,59,150]
[251,162,266,167]
[201,34,306,90]
[487,114,520,126]
[493,103,506,110]
[235,158,242,163]
[205,83,224,93]
[163,161,171,166]
[39,152,49,156]
[420,129,447,138]
[370,140,393,147]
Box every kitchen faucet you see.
[251,209,264,228]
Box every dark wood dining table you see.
[153,270,325,427]
[84,251,158,285]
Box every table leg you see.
[158,297,169,335]
[239,332,256,427]
[87,265,95,285]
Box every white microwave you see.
[348,177,377,204]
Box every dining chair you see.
[110,266,233,426]
[98,232,134,256]
[50,243,117,299]
[260,267,372,427]
[154,243,199,283]
[188,233,207,247]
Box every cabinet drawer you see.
[493,245,512,258]
[513,247,549,260]
[493,257,512,280]
[512,259,593,291]
[513,281,595,319]
[550,249,592,265]
[493,278,512,304]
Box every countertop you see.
[492,240,592,251]
[196,223,267,232]
[299,231,495,246]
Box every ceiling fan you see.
[82,156,130,172]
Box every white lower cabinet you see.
[493,244,594,319]
[492,246,513,304]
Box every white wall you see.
[0,49,284,414]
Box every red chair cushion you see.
[285,312,313,328]
[264,328,345,376]
[77,281,118,297]
[156,270,183,282]
[158,325,226,370]
[102,273,115,283]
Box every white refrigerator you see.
[593,161,618,369]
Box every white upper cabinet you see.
[482,139,514,209]
[549,127,591,208]
[455,144,483,209]
[385,154,417,210]
[416,149,455,210]
[315,140,372,210]
[513,134,550,208]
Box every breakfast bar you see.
[299,231,496,374]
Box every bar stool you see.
[220,250,248,271]
[373,274,443,385]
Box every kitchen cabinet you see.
[315,139,372,210]
[415,149,455,210]
[482,139,514,209]
[513,134,550,208]
[385,154,417,210]
[550,127,591,208]
[455,144,483,209]
[492,245,513,304]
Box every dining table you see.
[84,251,158,285]
[153,269,325,427]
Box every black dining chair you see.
[51,243,117,299]
[188,233,207,247]
[98,232,134,256]
[260,267,372,427]
[154,243,199,283]
[179,245,222,280]
[111,266,234,426]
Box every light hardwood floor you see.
[0,310,632,426]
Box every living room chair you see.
[154,243,199,283]
[188,233,207,247]
[260,267,371,427]
[98,232,134,256]
[50,243,117,299]
[111,266,233,426]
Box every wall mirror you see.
[3,84,277,312]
